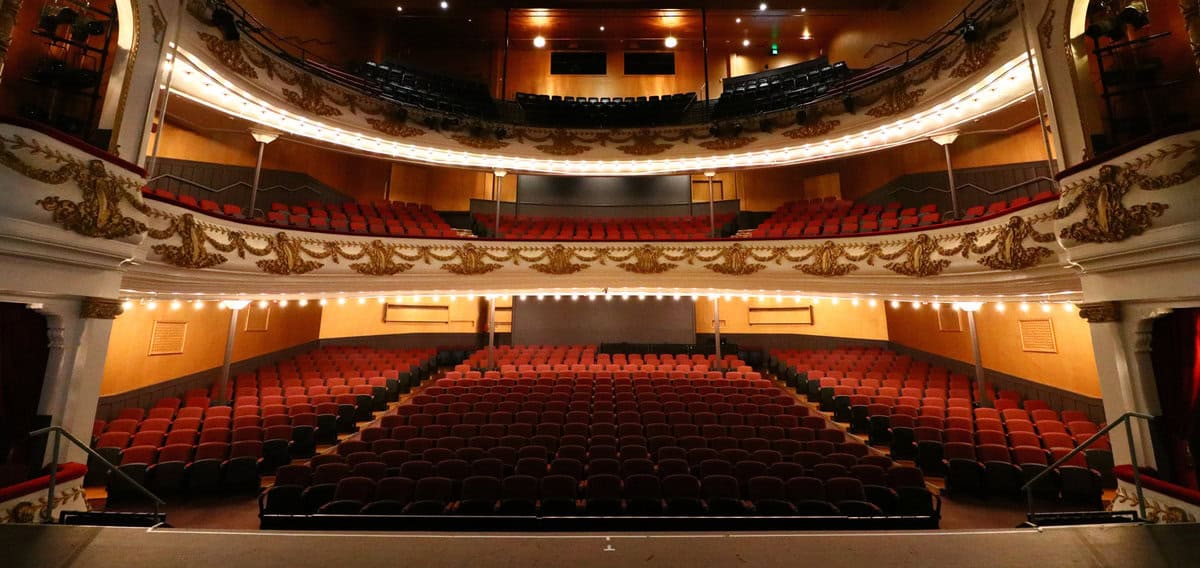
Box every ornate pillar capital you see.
[1078,301,1121,323]
[80,297,124,319]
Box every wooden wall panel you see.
[319,297,486,339]
[697,298,889,340]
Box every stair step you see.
[59,511,168,528]
[1021,510,1140,527]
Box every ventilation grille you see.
[148,321,187,355]
[937,305,962,332]
[1019,319,1058,353]
[245,305,271,332]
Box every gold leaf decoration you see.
[1057,141,1200,243]
[615,131,674,156]
[198,32,257,79]
[865,77,926,118]
[367,118,426,138]
[534,132,592,156]
[881,233,953,277]
[450,135,509,150]
[704,243,767,276]
[613,245,679,274]
[950,30,1011,78]
[439,243,504,275]
[148,213,228,269]
[973,216,1056,271]
[348,240,414,276]
[0,133,148,239]
[782,120,841,140]
[527,244,589,275]
[793,240,860,276]
[698,136,758,151]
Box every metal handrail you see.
[147,174,328,197]
[885,176,1058,197]
[1021,411,1156,521]
[29,426,165,522]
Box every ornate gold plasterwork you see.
[148,213,229,269]
[1110,487,1198,523]
[865,77,927,118]
[614,131,674,156]
[366,118,426,138]
[523,244,591,275]
[791,240,864,276]
[0,486,87,524]
[782,120,841,140]
[949,30,1012,78]
[149,0,167,44]
[698,136,758,151]
[345,240,415,276]
[972,215,1056,270]
[0,133,148,239]
[437,243,505,275]
[1179,0,1200,74]
[1077,301,1121,323]
[450,134,510,150]
[531,131,593,156]
[1057,140,1200,244]
[610,245,679,274]
[704,243,768,276]
[1037,6,1056,51]
[199,31,258,79]
[878,233,954,277]
[81,297,124,319]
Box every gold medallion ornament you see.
[366,118,426,138]
[524,244,591,275]
[792,241,861,277]
[0,134,149,239]
[148,213,229,269]
[1057,141,1200,243]
[345,240,414,276]
[610,245,679,275]
[436,243,505,275]
[972,215,1056,271]
[703,243,768,276]
[782,120,841,140]
[879,233,954,277]
[1076,301,1121,324]
[865,76,926,118]
[698,137,758,151]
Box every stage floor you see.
[4,522,1198,568]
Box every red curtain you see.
[1150,309,1200,489]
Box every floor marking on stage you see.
[603,536,615,552]
[141,527,1051,539]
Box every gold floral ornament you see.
[531,131,593,156]
[1057,141,1200,244]
[147,213,229,269]
[792,240,866,277]
[972,215,1056,270]
[198,32,257,79]
[450,134,510,150]
[614,130,674,156]
[608,245,680,274]
[521,244,591,275]
[213,231,328,275]
[782,119,841,140]
[949,30,1011,78]
[344,240,414,276]
[877,233,953,277]
[702,243,769,276]
[366,118,426,138]
[435,243,506,275]
[698,136,758,151]
[0,133,148,240]
[865,76,927,118]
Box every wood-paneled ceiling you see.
[321,0,914,49]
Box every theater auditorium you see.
[0,0,1197,565]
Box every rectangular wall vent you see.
[148,321,187,356]
[937,305,962,332]
[1019,319,1058,353]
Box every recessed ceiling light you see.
[440,1,448,9]
[664,35,678,48]
[533,35,546,48]
[599,25,605,31]
[735,17,741,23]
[801,7,807,13]
[742,38,751,47]
[759,2,768,10]
[395,5,402,12]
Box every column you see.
[247,130,280,217]
[1078,301,1157,468]
[930,132,960,219]
[36,297,121,464]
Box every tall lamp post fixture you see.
[931,132,961,220]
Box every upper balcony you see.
[169,0,1037,175]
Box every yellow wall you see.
[318,297,487,339]
[155,120,393,202]
[100,302,324,396]
[884,303,1102,398]
[697,298,889,341]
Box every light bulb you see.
[257,300,268,309]
[664,36,678,48]
[533,35,546,48]
[193,300,204,310]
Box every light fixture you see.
[995,302,1006,312]
[193,300,204,310]
[223,300,250,310]
[170,300,182,311]
[759,2,768,10]
[319,298,328,306]
[1064,303,1076,313]
[121,300,133,311]
[146,300,158,311]
[735,17,742,23]
[257,300,268,309]
[956,302,984,312]
[1041,303,1052,313]
[664,35,678,48]
[357,297,366,305]
[599,25,605,31]
[890,300,900,309]
[742,38,751,47]
[1019,302,1030,312]
[279,299,288,307]
[336,297,346,305]
[396,6,403,12]
[868,299,878,308]
[440,1,448,9]
[533,35,546,48]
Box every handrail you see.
[885,176,1057,198]
[148,173,328,197]
[1021,411,1156,521]
[29,426,165,522]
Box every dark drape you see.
[1150,308,1200,489]
[0,302,50,479]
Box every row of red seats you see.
[143,187,243,218]
[475,213,736,241]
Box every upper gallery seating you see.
[265,201,458,238]
[257,345,941,520]
[141,188,458,238]
[90,346,440,498]
[474,213,737,241]
[750,192,1057,238]
[714,58,851,119]
[768,347,1112,505]
[358,61,495,119]
[515,93,698,128]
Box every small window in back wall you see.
[625,52,675,75]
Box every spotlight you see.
[961,18,980,43]
[440,1,448,9]
[1119,1,1150,29]
[759,2,768,10]
[209,7,240,42]
[742,38,751,47]
[664,36,678,48]
[533,35,546,48]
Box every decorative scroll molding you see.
[140,205,1063,280]
[1181,0,1200,75]
[1110,486,1198,523]
[0,486,87,524]
[1057,140,1200,243]
[1077,301,1121,323]
[782,120,841,140]
[0,0,23,71]
[0,134,148,239]
[81,297,124,319]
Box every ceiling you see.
[319,1,912,50]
